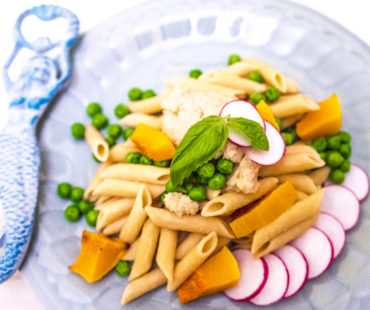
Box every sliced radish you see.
[314,212,346,259]
[244,122,286,166]
[291,227,333,279]
[219,100,265,148]
[248,253,289,306]
[274,245,308,298]
[224,249,268,301]
[320,185,360,230]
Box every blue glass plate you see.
[22,0,370,309]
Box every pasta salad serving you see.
[57,54,369,306]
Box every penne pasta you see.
[84,124,109,162]
[129,219,160,281]
[221,60,254,77]
[296,190,309,201]
[94,196,121,211]
[128,93,165,114]
[108,141,140,163]
[119,184,152,243]
[101,163,170,185]
[84,162,110,201]
[285,144,319,157]
[206,188,221,201]
[276,174,317,195]
[201,177,279,217]
[120,113,163,130]
[281,113,304,129]
[156,228,178,281]
[167,232,218,291]
[121,237,140,261]
[308,166,331,186]
[269,94,319,119]
[283,77,301,94]
[102,216,128,235]
[145,206,235,238]
[121,269,167,304]
[175,232,204,260]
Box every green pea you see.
[123,127,134,140]
[275,117,283,131]
[71,123,85,140]
[142,89,156,99]
[128,88,143,101]
[105,136,116,148]
[326,135,341,150]
[340,159,351,173]
[86,102,102,117]
[196,174,208,185]
[248,71,264,83]
[339,144,351,159]
[217,158,234,174]
[338,131,351,144]
[189,186,207,202]
[185,183,195,193]
[189,69,202,79]
[92,153,100,163]
[312,137,327,152]
[70,187,84,203]
[140,155,153,165]
[92,113,109,130]
[249,92,266,105]
[228,54,241,65]
[326,151,344,168]
[208,173,226,190]
[64,205,81,223]
[161,192,167,205]
[197,163,215,179]
[153,160,170,167]
[78,200,94,214]
[116,261,131,277]
[284,127,298,143]
[282,132,294,146]
[125,152,142,164]
[265,87,280,102]
[165,180,187,193]
[329,169,345,184]
[107,124,122,139]
[319,152,327,162]
[114,103,130,119]
[85,209,99,227]
[57,182,72,199]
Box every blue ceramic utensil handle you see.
[0,5,79,283]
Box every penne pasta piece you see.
[214,237,232,254]
[102,216,128,235]
[281,113,304,129]
[165,76,245,99]
[119,184,152,243]
[285,144,319,157]
[269,94,319,119]
[101,163,170,185]
[284,77,301,94]
[96,198,135,231]
[94,179,164,199]
[296,190,309,201]
[94,196,121,211]
[221,60,254,77]
[121,269,167,304]
[156,228,178,281]
[175,233,204,260]
[121,237,140,261]
[85,124,109,162]
[145,206,235,238]
[276,174,317,195]
[84,162,110,200]
[167,232,218,291]
[251,189,324,258]
[201,177,279,217]
[206,188,221,201]
[308,166,331,186]
[129,219,160,281]
[128,93,165,114]
[120,113,163,130]
[108,141,140,163]
[200,70,267,94]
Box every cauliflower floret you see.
[164,192,200,217]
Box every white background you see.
[0,0,369,309]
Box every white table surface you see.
[0,0,369,309]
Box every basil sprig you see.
[170,115,269,186]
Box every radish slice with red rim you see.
[291,227,334,279]
[274,245,308,298]
[314,212,346,259]
[245,122,286,166]
[248,253,289,306]
[219,100,265,148]
[224,249,268,301]
[320,185,360,230]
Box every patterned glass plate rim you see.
[21,0,370,310]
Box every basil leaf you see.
[227,117,269,151]
[170,116,228,187]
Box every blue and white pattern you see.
[0,5,79,283]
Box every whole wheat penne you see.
[128,93,164,114]
[101,163,170,185]
[145,206,235,238]
[175,233,204,260]
[282,113,304,129]
[121,237,140,261]
[129,219,160,281]
[276,174,317,195]
[102,216,128,235]
[270,94,319,119]
[167,232,218,291]
[121,269,167,304]
[156,228,178,281]
[201,177,279,217]
[84,124,109,162]
[120,113,163,129]
[84,162,110,200]
[308,166,331,186]
[108,141,140,163]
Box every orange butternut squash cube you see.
[256,100,280,131]
[296,94,342,141]
[230,181,297,238]
[69,230,127,283]
[177,247,240,304]
[131,123,176,161]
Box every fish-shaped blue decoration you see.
[0,5,79,283]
